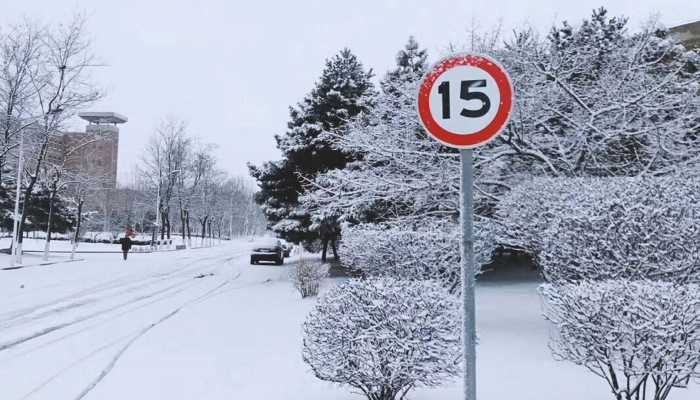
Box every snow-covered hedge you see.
[498,176,700,282]
[338,221,495,291]
[495,177,607,254]
[302,278,461,400]
[540,280,700,400]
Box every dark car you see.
[250,239,284,265]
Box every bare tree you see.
[0,21,42,186]
[139,117,189,244]
[64,170,104,259]
[14,15,101,261]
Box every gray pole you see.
[460,148,476,400]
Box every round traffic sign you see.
[417,54,513,149]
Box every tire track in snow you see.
[3,248,247,399]
[0,252,226,323]
[0,278,198,352]
[0,251,241,331]
[74,279,235,400]
[3,277,203,362]
[0,248,242,353]
[17,270,244,399]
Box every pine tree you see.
[250,49,375,245]
[381,36,427,96]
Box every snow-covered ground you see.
[1,240,699,400]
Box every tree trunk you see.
[185,210,191,248]
[17,173,40,263]
[159,207,165,240]
[200,217,207,246]
[71,199,83,260]
[43,187,57,261]
[207,219,213,246]
[180,208,187,245]
[164,207,171,239]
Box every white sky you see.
[3,0,699,184]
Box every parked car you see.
[279,239,293,257]
[250,238,284,265]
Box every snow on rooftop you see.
[78,112,128,124]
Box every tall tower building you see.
[61,112,127,188]
[57,112,127,233]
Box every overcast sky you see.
[3,0,699,183]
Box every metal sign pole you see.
[417,54,512,400]
[460,148,476,400]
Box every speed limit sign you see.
[415,54,513,400]
[417,54,513,148]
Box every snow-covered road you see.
[0,241,259,399]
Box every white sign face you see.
[428,65,500,135]
[417,54,513,149]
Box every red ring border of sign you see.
[417,53,513,149]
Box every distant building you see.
[670,20,700,50]
[58,112,127,188]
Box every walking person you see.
[120,231,133,260]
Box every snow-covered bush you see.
[290,260,327,298]
[339,221,494,291]
[495,177,608,255]
[540,280,700,400]
[303,278,461,400]
[538,176,700,283]
[497,175,700,283]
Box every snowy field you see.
[1,239,700,400]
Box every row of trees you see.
[254,8,700,400]
[138,117,265,247]
[0,15,265,261]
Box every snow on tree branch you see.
[500,10,700,178]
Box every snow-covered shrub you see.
[495,177,608,255]
[538,176,700,283]
[290,260,327,298]
[540,280,700,400]
[497,175,700,282]
[338,221,495,291]
[303,278,461,400]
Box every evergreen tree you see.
[250,49,375,245]
[381,36,427,96]
[0,186,72,234]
